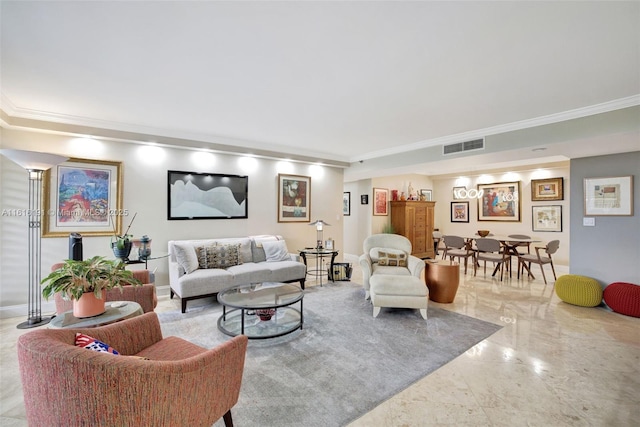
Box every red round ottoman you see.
[603,282,640,318]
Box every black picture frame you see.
[451,201,470,223]
[167,170,248,220]
[361,194,368,205]
[343,192,351,216]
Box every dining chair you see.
[517,240,559,284]
[474,238,509,280]
[442,235,474,274]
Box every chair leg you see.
[539,264,548,285]
[373,306,381,318]
[550,261,557,282]
[223,410,234,427]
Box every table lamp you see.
[309,220,331,249]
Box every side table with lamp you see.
[299,220,338,286]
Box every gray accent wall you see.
[570,152,640,285]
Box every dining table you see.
[461,235,542,279]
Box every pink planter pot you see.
[73,293,106,318]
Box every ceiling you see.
[1,1,639,178]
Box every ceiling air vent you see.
[443,138,485,155]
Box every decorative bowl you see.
[256,309,276,321]
[477,230,490,237]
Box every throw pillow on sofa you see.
[262,240,291,262]
[197,244,242,269]
[173,242,199,274]
[377,249,408,267]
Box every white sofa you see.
[168,235,306,313]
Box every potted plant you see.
[42,256,141,318]
[111,213,137,261]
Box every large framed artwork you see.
[43,158,123,237]
[373,188,389,216]
[167,170,248,220]
[532,205,562,232]
[531,177,564,201]
[584,176,634,216]
[343,192,351,216]
[278,174,311,222]
[451,201,469,223]
[477,181,521,222]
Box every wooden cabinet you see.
[390,201,436,259]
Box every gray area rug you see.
[158,282,502,427]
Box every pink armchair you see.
[17,312,248,427]
[51,263,158,313]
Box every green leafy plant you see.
[41,256,141,301]
[381,223,396,234]
[112,212,137,249]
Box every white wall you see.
[0,128,345,317]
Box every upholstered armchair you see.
[17,312,248,427]
[359,234,425,299]
[51,263,157,313]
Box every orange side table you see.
[425,259,460,303]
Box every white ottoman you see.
[369,275,428,319]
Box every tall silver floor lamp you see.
[0,149,68,329]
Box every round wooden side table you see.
[425,259,460,303]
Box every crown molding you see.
[0,99,351,168]
[352,95,640,162]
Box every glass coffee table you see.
[217,282,304,339]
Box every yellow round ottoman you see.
[555,275,602,307]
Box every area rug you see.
[157,282,502,427]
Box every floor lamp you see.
[0,149,68,329]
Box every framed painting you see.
[477,181,521,222]
[532,205,562,232]
[451,201,469,223]
[278,174,311,222]
[420,189,433,201]
[43,158,123,237]
[531,177,564,201]
[584,176,633,216]
[168,171,248,220]
[361,194,368,205]
[343,191,351,216]
[373,188,389,216]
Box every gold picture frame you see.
[277,174,311,222]
[43,158,124,237]
[477,181,521,222]
[531,177,564,201]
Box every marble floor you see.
[1,260,638,426]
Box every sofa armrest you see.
[408,255,425,278]
[168,260,185,290]
[359,254,373,291]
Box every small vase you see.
[73,292,106,318]
[112,240,132,261]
